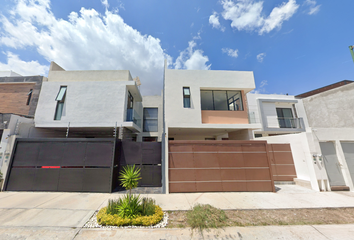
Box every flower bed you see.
[97,205,164,227]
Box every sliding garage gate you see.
[169,140,296,193]
[4,138,119,193]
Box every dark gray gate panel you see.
[5,138,117,193]
[6,168,36,191]
[82,168,111,192]
[34,169,60,191]
[62,143,86,166]
[58,169,84,192]
[118,141,162,188]
[340,142,354,185]
[320,142,346,186]
[12,143,40,166]
[142,142,161,164]
[86,142,113,166]
[37,143,65,166]
[121,142,142,165]
[151,166,162,187]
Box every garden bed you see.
[83,210,169,229]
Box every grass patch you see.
[168,208,354,228]
[186,204,228,235]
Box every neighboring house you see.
[1,62,164,193]
[246,93,309,138]
[297,81,354,192]
[34,62,143,138]
[0,73,46,171]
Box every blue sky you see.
[0,0,353,96]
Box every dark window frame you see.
[54,86,67,120]
[276,108,294,128]
[200,90,244,111]
[26,89,33,106]
[143,108,158,132]
[183,87,191,108]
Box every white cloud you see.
[0,52,49,76]
[174,41,211,70]
[259,79,267,88]
[0,0,171,95]
[251,80,267,94]
[257,52,266,62]
[220,0,299,35]
[304,0,320,15]
[209,12,225,31]
[101,0,109,9]
[222,48,238,58]
[259,0,299,35]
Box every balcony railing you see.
[278,117,302,129]
[126,109,141,127]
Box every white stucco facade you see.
[247,93,309,136]
[35,62,142,130]
[164,68,261,140]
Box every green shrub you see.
[97,205,164,226]
[187,204,228,234]
[139,197,156,216]
[106,198,122,215]
[116,194,141,219]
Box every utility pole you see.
[349,46,354,63]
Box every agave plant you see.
[119,165,141,199]
[117,194,141,219]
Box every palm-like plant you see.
[119,165,141,199]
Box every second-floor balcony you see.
[126,108,141,127]
[278,117,303,129]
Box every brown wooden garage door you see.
[268,144,297,181]
[169,140,276,193]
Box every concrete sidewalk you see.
[0,185,353,239]
[1,224,354,239]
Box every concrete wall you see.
[137,95,163,142]
[259,132,324,191]
[310,128,354,191]
[165,69,256,128]
[302,83,354,128]
[48,70,133,82]
[35,81,140,128]
[48,61,133,82]
[301,84,354,191]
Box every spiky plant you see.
[119,165,141,199]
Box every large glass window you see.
[143,108,158,132]
[276,108,294,128]
[54,86,67,120]
[201,90,243,111]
